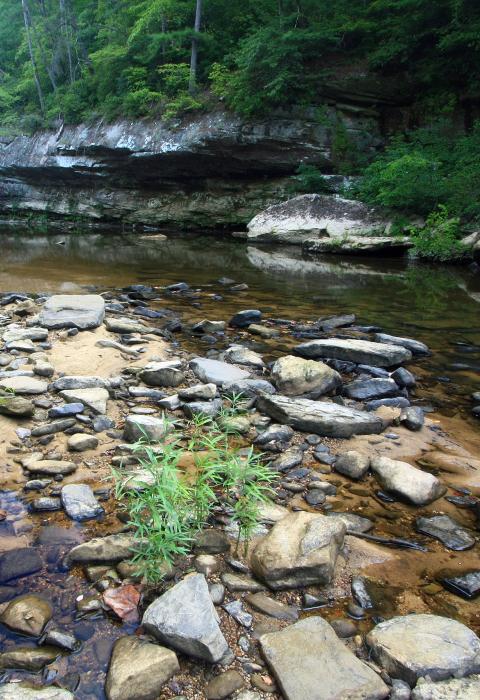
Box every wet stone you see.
[0,548,42,583]
[0,594,52,636]
[61,484,104,521]
[32,497,62,511]
[441,570,480,599]
[415,515,476,551]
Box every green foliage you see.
[409,205,467,262]
[114,411,277,582]
[357,121,480,225]
[288,164,333,195]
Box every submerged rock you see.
[61,484,104,521]
[251,512,346,589]
[39,294,105,330]
[0,646,60,672]
[260,617,389,700]
[370,456,445,505]
[142,574,229,663]
[256,394,384,437]
[105,635,179,700]
[441,570,480,599]
[367,614,480,686]
[229,310,262,328]
[0,548,42,583]
[0,594,52,636]
[415,515,476,551]
[335,451,370,480]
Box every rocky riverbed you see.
[0,284,479,700]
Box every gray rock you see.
[245,592,298,621]
[296,337,412,367]
[52,375,115,391]
[415,515,476,551]
[222,378,276,398]
[271,355,341,397]
[60,387,109,414]
[190,357,250,386]
[206,670,245,700]
[441,571,480,599]
[67,433,99,452]
[192,319,226,334]
[0,594,52,636]
[65,533,137,566]
[400,406,424,431]
[412,675,480,699]
[182,398,223,419]
[222,573,265,593]
[178,383,217,401]
[48,402,84,418]
[61,484,104,521]
[255,423,294,444]
[391,367,416,388]
[194,529,230,554]
[270,447,304,472]
[260,617,389,700]
[42,629,79,652]
[105,635,179,700]
[343,377,400,401]
[209,583,225,605]
[229,310,262,328]
[222,345,265,368]
[256,394,384,438]
[32,497,62,511]
[251,512,346,589]
[123,414,170,443]
[248,323,280,339]
[33,361,54,377]
[335,451,370,479]
[371,456,445,506]
[0,376,48,394]
[157,394,182,411]
[366,397,411,411]
[142,574,230,663]
[31,418,76,436]
[2,326,48,343]
[39,294,105,330]
[104,317,149,334]
[0,396,35,417]
[223,599,252,627]
[24,459,76,476]
[0,684,74,699]
[140,360,185,387]
[366,614,480,686]
[374,333,429,356]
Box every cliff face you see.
[0,108,382,229]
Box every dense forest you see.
[1,0,479,129]
[1,1,480,255]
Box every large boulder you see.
[260,617,389,700]
[371,456,445,506]
[296,338,411,367]
[247,194,389,244]
[142,574,229,663]
[105,635,179,700]
[366,614,480,686]
[250,512,346,589]
[256,394,384,437]
[271,355,341,398]
[39,294,105,330]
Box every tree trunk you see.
[21,0,45,114]
[59,0,74,83]
[189,0,202,94]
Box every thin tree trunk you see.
[189,0,202,94]
[21,0,45,114]
[59,0,74,83]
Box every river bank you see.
[0,270,479,699]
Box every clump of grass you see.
[113,409,277,583]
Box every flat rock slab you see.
[0,376,48,395]
[24,460,77,476]
[296,338,412,367]
[251,512,346,589]
[0,684,74,699]
[39,295,105,330]
[366,614,480,686]
[142,573,229,663]
[256,394,384,438]
[61,484,104,521]
[190,357,251,386]
[371,456,445,506]
[374,332,429,356]
[412,675,480,699]
[260,617,389,700]
[415,515,476,551]
[441,570,480,599]
[2,327,48,343]
[0,548,42,584]
[105,635,179,700]
[65,534,137,567]
[60,388,109,414]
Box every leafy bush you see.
[124,88,162,118]
[114,409,277,582]
[409,205,467,262]
[288,164,333,194]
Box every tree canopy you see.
[0,1,479,130]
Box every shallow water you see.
[1,230,480,697]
